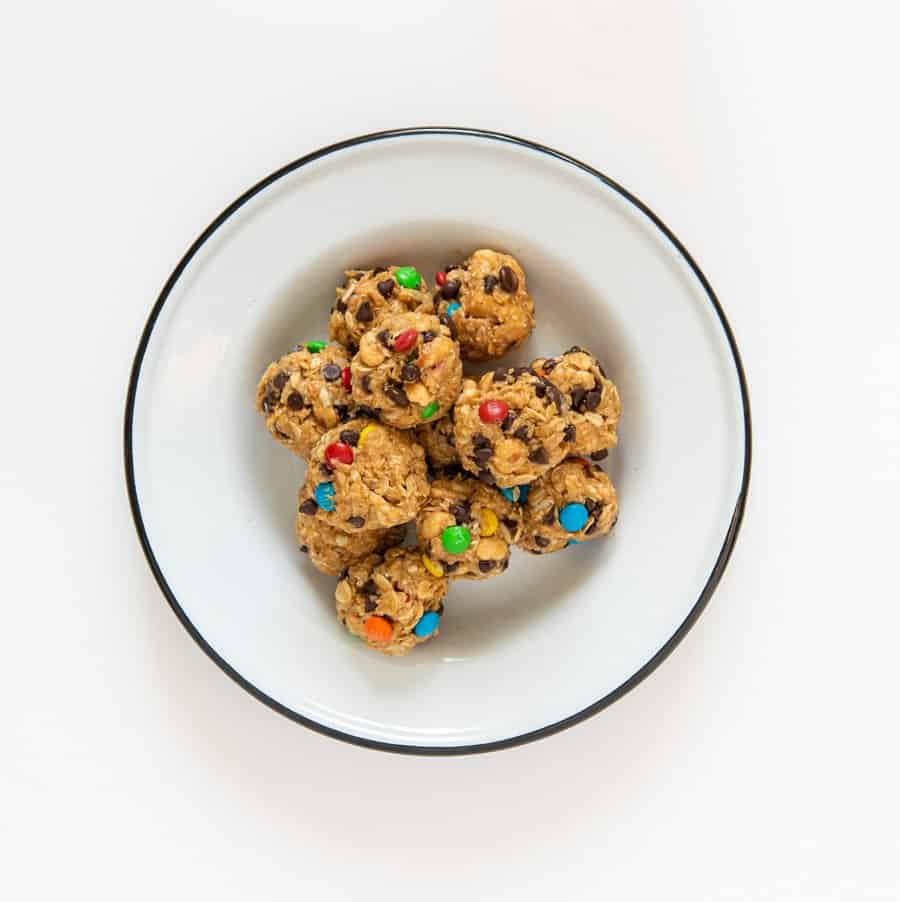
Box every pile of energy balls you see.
[255,249,622,655]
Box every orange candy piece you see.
[365,615,393,643]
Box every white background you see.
[3,1,899,899]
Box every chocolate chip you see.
[401,364,420,382]
[335,404,351,422]
[500,557,510,571]
[473,446,494,463]
[298,545,308,553]
[585,389,602,411]
[377,279,395,299]
[347,516,365,528]
[438,313,457,338]
[444,561,460,573]
[534,535,550,548]
[534,382,547,398]
[440,279,460,300]
[364,599,377,612]
[492,367,510,383]
[340,429,359,446]
[585,520,599,536]
[356,301,373,322]
[478,470,496,485]
[319,463,333,476]
[498,265,518,292]
[438,602,445,615]
[571,388,586,410]
[563,424,576,443]
[372,266,387,275]
[501,516,518,532]
[274,428,291,440]
[299,499,318,515]
[542,509,556,525]
[336,298,347,313]
[478,560,496,573]
[542,358,558,374]
[513,367,532,377]
[422,330,437,343]
[260,396,273,413]
[500,412,515,431]
[513,425,530,442]
[287,392,304,410]
[322,363,341,382]
[528,446,549,464]
[566,345,586,354]
[360,374,372,393]
[377,329,391,348]
[384,382,409,407]
[361,579,378,596]
[483,274,498,294]
[449,501,472,524]
[590,449,608,461]
[445,263,462,272]
[338,568,349,580]
[472,433,491,448]
[353,404,378,419]
[272,371,288,391]
[547,384,564,413]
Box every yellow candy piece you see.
[480,508,499,537]
[358,424,376,445]
[422,554,444,578]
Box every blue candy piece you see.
[314,481,336,512]
[413,611,440,638]
[500,484,531,504]
[446,302,461,316]
[559,502,589,533]
[567,539,582,546]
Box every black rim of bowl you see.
[123,126,753,756]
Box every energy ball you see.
[434,249,535,361]
[350,311,462,429]
[298,418,429,530]
[416,474,521,579]
[335,548,448,655]
[255,342,353,459]
[532,347,622,458]
[416,412,460,472]
[294,508,406,577]
[329,265,431,350]
[452,366,571,488]
[518,459,618,554]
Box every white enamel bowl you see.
[125,128,750,754]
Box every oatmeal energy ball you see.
[350,311,462,429]
[298,418,429,530]
[518,459,618,554]
[330,265,432,350]
[416,475,521,579]
[335,548,448,655]
[453,366,571,488]
[434,249,535,361]
[255,341,353,459]
[532,346,622,458]
[416,412,460,471]
[294,509,406,577]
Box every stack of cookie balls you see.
[255,249,622,655]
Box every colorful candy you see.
[392,328,419,353]
[446,301,461,317]
[559,502,589,532]
[305,340,327,353]
[413,611,440,638]
[393,266,421,289]
[314,481,336,511]
[435,271,447,286]
[479,399,509,424]
[365,615,393,643]
[358,424,376,445]
[501,484,530,504]
[421,554,444,577]
[420,400,440,420]
[441,525,472,555]
[324,442,354,466]
[479,508,499,537]
[341,366,352,391]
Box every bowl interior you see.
[130,133,747,750]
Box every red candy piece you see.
[392,328,418,353]
[479,399,509,424]
[435,271,447,286]
[341,366,352,391]
[324,442,354,466]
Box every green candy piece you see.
[306,341,327,353]
[393,266,421,290]
[420,400,440,420]
[441,525,471,555]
